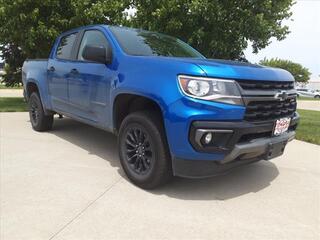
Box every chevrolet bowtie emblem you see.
[274,91,289,101]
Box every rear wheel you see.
[314,95,320,99]
[118,111,172,189]
[28,92,53,131]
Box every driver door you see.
[68,29,114,125]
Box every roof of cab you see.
[59,24,109,36]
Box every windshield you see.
[109,26,205,59]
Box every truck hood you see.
[142,56,294,82]
[181,58,294,81]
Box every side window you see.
[77,30,110,60]
[56,33,77,60]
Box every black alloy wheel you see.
[28,92,53,131]
[30,96,40,126]
[124,127,154,175]
[118,111,172,189]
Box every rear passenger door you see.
[48,32,78,112]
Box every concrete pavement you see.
[297,100,320,111]
[0,89,23,98]
[0,112,319,240]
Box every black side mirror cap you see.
[82,45,112,64]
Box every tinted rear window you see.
[56,33,77,60]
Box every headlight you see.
[178,75,243,105]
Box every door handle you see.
[48,66,55,72]
[70,68,79,74]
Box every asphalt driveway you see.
[0,113,319,240]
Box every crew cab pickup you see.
[22,25,299,189]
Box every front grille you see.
[244,98,297,121]
[238,80,294,90]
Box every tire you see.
[314,95,320,99]
[118,111,172,189]
[28,92,53,131]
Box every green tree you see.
[0,0,295,86]
[260,58,311,83]
[131,0,294,60]
[0,0,130,86]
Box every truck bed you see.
[22,59,48,87]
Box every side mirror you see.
[82,45,112,64]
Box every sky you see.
[244,0,320,80]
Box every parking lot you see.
[1,112,319,240]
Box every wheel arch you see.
[26,80,40,99]
[112,92,166,134]
[25,79,53,115]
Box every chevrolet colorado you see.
[22,25,299,189]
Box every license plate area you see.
[273,117,291,136]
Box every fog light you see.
[204,133,212,144]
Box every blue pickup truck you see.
[22,25,299,189]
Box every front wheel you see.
[314,95,320,99]
[118,111,172,189]
[28,92,53,131]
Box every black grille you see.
[245,98,297,121]
[238,132,272,143]
[238,80,294,90]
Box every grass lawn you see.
[0,97,28,112]
[297,96,320,101]
[0,97,319,145]
[296,109,320,145]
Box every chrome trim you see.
[242,94,296,105]
[240,89,297,96]
[179,75,236,83]
[178,75,243,105]
[238,87,297,104]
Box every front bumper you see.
[189,112,299,154]
[172,113,299,178]
[173,131,295,178]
